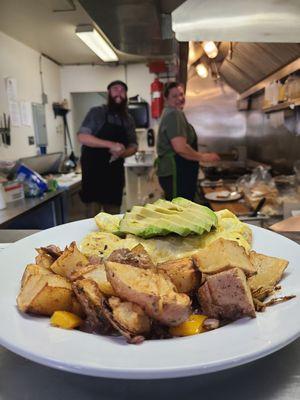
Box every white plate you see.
[205,190,242,202]
[0,219,300,379]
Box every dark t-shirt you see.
[78,105,137,147]
[156,106,197,176]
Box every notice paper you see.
[5,77,18,101]
[8,101,21,126]
[20,101,33,127]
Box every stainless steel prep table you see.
[1,230,300,400]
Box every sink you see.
[124,151,155,168]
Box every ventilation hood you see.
[220,43,300,94]
[78,0,185,59]
[172,0,300,43]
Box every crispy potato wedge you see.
[72,263,115,297]
[50,241,89,279]
[21,263,54,288]
[192,238,257,277]
[198,267,256,320]
[108,296,151,335]
[105,261,191,326]
[17,274,81,316]
[248,251,289,300]
[157,257,201,293]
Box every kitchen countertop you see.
[0,173,82,228]
[1,230,300,399]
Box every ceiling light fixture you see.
[75,25,118,62]
[202,41,218,58]
[196,63,209,78]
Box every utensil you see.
[250,197,266,217]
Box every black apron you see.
[80,112,129,205]
[174,125,199,200]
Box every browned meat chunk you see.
[107,245,155,269]
[198,267,256,320]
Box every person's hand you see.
[109,142,125,158]
[199,152,220,163]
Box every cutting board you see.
[269,216,300,232]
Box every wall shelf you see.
[263,98,300,113]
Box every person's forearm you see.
[175,143,201,161]
[78,133,114,149]
[121,146,137,158]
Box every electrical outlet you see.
[28,136,35,145]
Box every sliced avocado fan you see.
[119,198,217,238]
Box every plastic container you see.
[3,180,25,203]
[15,164,48,197]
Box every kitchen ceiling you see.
[0,0,185,65]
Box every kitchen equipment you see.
[147,128,155,147]
[53,104,77,172]
[0,113,11,146]
[19,153,63,175]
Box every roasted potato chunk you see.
[108,296,151,335]
[105,261,191,326]
[17,274,81,316]
[248,251,289,300]
[157,257,201,293]
[50,241,89,279]
[21,263,53,288]
[193,238,257,277]
[70,264,115,296]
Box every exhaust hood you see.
[172,0,300,43]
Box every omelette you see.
[80,209,252,264]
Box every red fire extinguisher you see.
[151,78,164,119]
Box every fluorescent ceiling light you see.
[202,41,218,58]
[76,25,118,62]
[196,63,208,78]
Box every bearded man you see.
[78,80,137,215]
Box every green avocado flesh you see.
[119,198,217,238]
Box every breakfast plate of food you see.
[0,198,299,379]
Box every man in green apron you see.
[156,82,219,201]
[78,80,137,216]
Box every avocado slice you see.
[145,203,205,235]
[172,197,218,229]
[119,215,170,238]
[130,206,192,236]
[154,199,215,232]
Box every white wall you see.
[0,30,156,162]
[0,31,63,161]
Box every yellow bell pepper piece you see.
[169,314,208,337]
[50,311,83,330]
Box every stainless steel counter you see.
[1,230,300,399]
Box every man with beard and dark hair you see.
[78,80,137,215]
